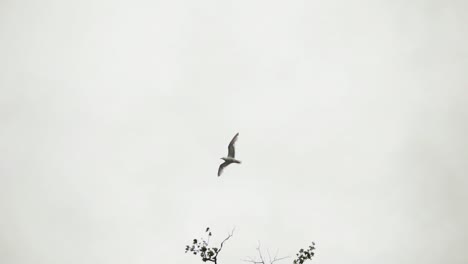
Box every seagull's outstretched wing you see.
[218,161,230,177]
[227,133,239,158]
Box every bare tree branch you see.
[242,242,289,264]
[242,258,263,264]
[256,242,265,264]
[271,255,289,263]
[216,227,235,257]
[207,227,235,264]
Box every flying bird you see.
[218,132,241,177]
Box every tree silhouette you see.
[185,228,315,264]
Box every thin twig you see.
[256,241,265,264]
[242,242,289,264]
[242,258,263,264]
[271,255,290,264]
[215,227,235,258]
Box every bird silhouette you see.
[218,132,241,177]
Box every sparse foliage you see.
[185,227,235,264]
[293,242,315,264]
[185,228,315,264]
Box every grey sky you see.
[1,0,467,264]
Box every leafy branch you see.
[185,227,235,264]
[293,242,315,264]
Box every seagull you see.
[218,132,241,177]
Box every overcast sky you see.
[1,0,467,264]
